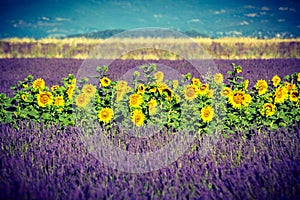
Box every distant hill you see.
[65,29,211,39]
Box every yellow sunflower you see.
[297,73,300,82]
[21,94,27,101]
[66,84,75,100]
[54,96,65,107]
[172,80,179,89]
[184,84,198,101]
[154,71,164,83]
[198,84,209,95]
[228,90,245,109]
[162,87,173,101]
[284,82,296,92]
[274,87,288,104]
[235,67,242,73]
[82,84,96,98]
[221,87,231,97]
[129,93,143,108]
[148,98,157,115]
[255,80,268,95]
[200,105,214,123]
[75,93,90,108]
[137,84,145,94]
[98,107,114,124]
[131,109,145,127]
[157,83,168,95]
[37,91,53,107]
[51,85,60,91]
[33,78,45,90]
[100,77,111,87]
[192,78,201,85]
[213,73,224,84]
[243,94,252,107]
[115,80,128,90]
[272,75,281,87]
[261,103,276,117]
[290,90,299,102]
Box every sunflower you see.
[284,82,296,92]
[243,94,252,107]
[207,89,214,98]
[66,84,75,99]
[115,80,128,90]
[290,90,299,102]
[184,85,198,101]
[198,84,209,96]
[200,105,214,123]
[37,91,53,107]
[255,80,268,95]
[149,86,157,93]
[148,98,157,115]
[98,107,114,124]
[51,85,60,91]
[137,84,145,94]
[172,80,179,89]
[54,96,65,107]
[192,78,201,85]
[213,73,224,84]
[162,87,173,101]
[235,66,242,73]
[100,77,111,87]
[21,94,27,101]
[297,73,300,82]
[33,78,45,90]
[75,93,90,108]
[82,84,96,98]
[129,93,143,108]
[272,75,281,87]
[274,87,288,104]
[154,71,164,83]
[157,83,168,95]
[228,90,245,109]
[116,90,125,102]
[131,109,145,127]
[261,103,276,117]
[221,87,231,97]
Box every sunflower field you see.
[0,63,299,136]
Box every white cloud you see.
[279,7,289,11]
[260,12,267,15]
[213,9,226,15]
[240,21,249,26]
[244,13,258,17]
[41,16,50,21]
[55,17,71,21]
[153,14,163,19]
[188,19,201,23]
[262,6,270,11]
[277,19,285,22]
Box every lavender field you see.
[0,58,300,199]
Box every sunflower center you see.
[233,93,244,104]
[102,111,108,118]
[41,95,49,104]
[186,87,195,97]
[204,110,210,117]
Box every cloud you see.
[277,19,285,22]
[55,17,71,21]
[261,6,270,11]
[289,8,296,12]
[279,7,289,11]
[244,13,258,17]
[41,16,50,21]
[240,21,249,26]
[153,14,163,19]
[188,19,201,23]
[213,9,226,14]
[226,31,242,36]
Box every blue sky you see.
[0,0,299,38]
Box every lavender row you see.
[0,58,299,97]
[1,122,299,199]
